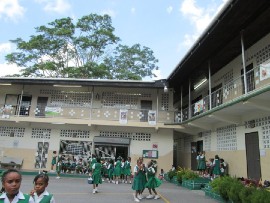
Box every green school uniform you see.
[37,194,53,203]
[145,167,162,189]
[92,163,102,184]
[213,159,221,175]
[114,160,121,176]
[124,161,131,176]
[132,166,145,191]
[0,194,30,203]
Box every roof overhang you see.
[167,0,270,98]
[0,77,166,89]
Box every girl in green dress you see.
[51,151,57,172]
[145,161,162,200]
[92,157,102,194]
[198,151,206,176]
[124,157,132,184]
[132,159,144,202]
[213,155,221,178]
[114,157,121,184]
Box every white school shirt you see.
[0,191,35,203]
[133,165,139,173]
[33,190,55,203]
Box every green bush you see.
[167,169,177,180]
[228,178,244,203]
[182,169,199,180]
[176,168,192,183]
[239,186,256,203]
[250,188,270,203]
[210,176,234,201]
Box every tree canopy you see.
[5,14,159,80]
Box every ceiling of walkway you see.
[168,0,270,101]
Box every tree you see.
[5,14,159,80]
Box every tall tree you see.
[5,14,158,80]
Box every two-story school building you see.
[1,0,270,181]
[168,0,270,181]
[0,78,181,172]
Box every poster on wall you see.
[148,110,156,125]
[119,109,128,124]
[194,99,204,114]
[260,62,270,81]
[142,150,158,159]
[45,107,62,117]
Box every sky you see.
[0,0,229,80]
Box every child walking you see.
[145,161,161,200]
[50,151,57,172]
[92,157,102,194]
[132,159,145,202]
[30,173,56,203]
[0,169,35,203]
[56,159,62,179]
[124,157,132,184]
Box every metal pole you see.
[208,61,212,110]
[180,86,183,122]
[156,88,159,123]
[188,79,191,119]
[241,30,247,94]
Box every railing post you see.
[156,88,159,123]
[241,30,247,94]
[180,86,183,122]
[208,61,212,110]
[188,79,191,119]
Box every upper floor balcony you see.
[0,79,181,130]
[178,64,270,124]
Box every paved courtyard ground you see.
[19,174,218,203]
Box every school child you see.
[124,157,132,184]
[132,159,145,202]
[0,169,35,203]
[56,159,62,179]
[50,151,57,172]
[213,155,221,179]
[30,173,55,203]
[120,158,125,183]
[114,157,121,184]
[198,151,206,176]
[107,159,114,183]
[158,169,164,180]
[196,152,200,173]
[91,157,102,194]
[145,161,161,200]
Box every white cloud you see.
[0,0,25,22]
[0,63,22,76]
[36,0,71,14]
[131,7,136,14]
[100,9,116,18]
[0,43,12,54]
[179,0,229,50]
[166,6,173,14]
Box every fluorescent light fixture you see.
[194,78,207,90]
[53,84,82,88]
[164,86,168,93]
[0,83,12,86]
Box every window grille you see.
[216,124,237,151]
[31,128,51,139]
[60,129,90,139]
[0,127,25,137]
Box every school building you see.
[0,78,181,172]
[168,0,270,181]
[0,0,270,181]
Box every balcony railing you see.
[0,103,176,124]
[178,65,270,122]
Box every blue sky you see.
[0,0,228,80]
